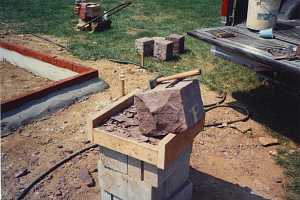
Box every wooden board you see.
[90,90,205,169]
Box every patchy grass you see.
[276,148,300,200]
[0,0,259,92]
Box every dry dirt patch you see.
[0,61,53,102]
[1,34,286,200]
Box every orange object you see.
[221,0,229,16]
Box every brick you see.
[134,80,204,136]
[153,39,174,61]
[135,37,154,56]
[101,147,128,174]
[166,34,185,54]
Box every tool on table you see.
[210,29,235,38]
[149,69,201,89]
[270,45,300,61]
[74,1,132,32]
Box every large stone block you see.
[134,80,204,137]
[166,34,185,54]
[135,37,154,56]
[153,39,174,61]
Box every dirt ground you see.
[0,61,53,102]
[0,34,291,200]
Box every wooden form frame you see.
[0,41,99,112]
[89,90,205,169]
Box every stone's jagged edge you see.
[0,41,99,113]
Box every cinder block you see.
[98,145,193,200]
[168,181,193,200]
[101,147,128,174]
[98,160,166,200]
[143,145,192,188]
[166,34,185,54]
[101,189,122,200]
[127,156,143,181]
[135,37,154,56]
[165,162,190,196]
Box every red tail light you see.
[221,0,229,16]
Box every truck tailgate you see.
[188,25,300,76]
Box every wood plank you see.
[88,90,139,142]
[90,90,138,127]
[93,128,158,166]
[157,116,205,169]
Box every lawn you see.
[0,0,259,92]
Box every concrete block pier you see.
[89,86,205,200]
[98,145,192,200]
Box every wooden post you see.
[119,70,126,97]
[140,53,144,68]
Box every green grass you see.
[0,0,259,92]
[276,148,300,200]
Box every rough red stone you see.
[134,80,204,136]
[135,37,154,56]
[153,39,174,61]
[166,34,185,54]
[79,168,95,187]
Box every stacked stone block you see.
[135,37,155,57]
[153,39,174,61]
[166,34,185,54]
[98,145,193,200]
[134,80,204,137]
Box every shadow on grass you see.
[190,168,268,200]
[232,86,300,143]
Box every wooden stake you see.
[119,70,126,97]
[140,53,144,67]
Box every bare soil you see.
[0,61,53,102]
[1,34,288,200]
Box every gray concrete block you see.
[166,163,190,196]
[101,147,128,174]
[99,160,165,200]
[98,145,193,200]
[143,145,192,187]
[101,189,113,200]
[100,144,192,187]
[168,181,193,200]
[127,156,143,181]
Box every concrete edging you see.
[0,41,109,135]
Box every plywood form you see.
[89,90,205,169]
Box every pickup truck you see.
[188,0,300,94]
